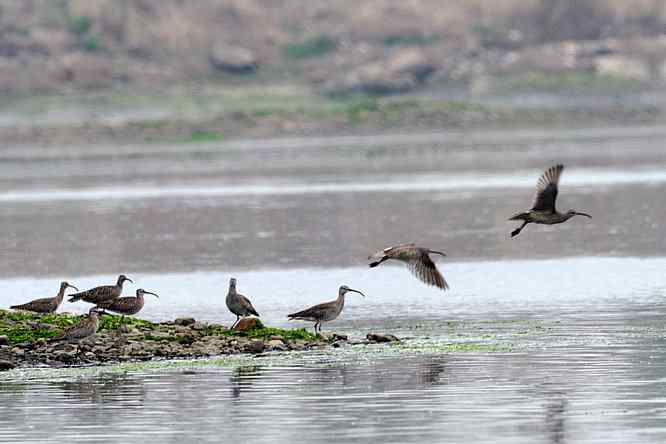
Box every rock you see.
[0,360,15,371]
[244,339,265,354]
[323,48,437,96]
[11,347,24,356]
[266,339,287,351]
[386,48,436,82]
[177,335,195,346]
[366,333,400,343]
[233,317,263,332]
[209,44,258,74]
[191,321,207,331]
[0,336,8,346]
[596,55,652,80]
[54,349,78,362]
[330,333,348,342]
[324,61,416,96]
[175,317,196,326]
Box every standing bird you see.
[226,278,259,329]
[96,288,158,318]
[509,164,591,238]
[68,275,133,305]
[10,281,78,314]
[287,285,365,334]
[368,243,449,290]
[50,307,100,342]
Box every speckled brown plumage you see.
[11,281,78,314]
[509,164,591,237]
[226,278,259,328]
[52,307,100,342]
[368,243,449,290]
[288,285,365,333]
[96,289,158,316]
[68,275,133,305]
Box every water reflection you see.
[230,365,262,399]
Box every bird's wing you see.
[368,243,416,261]
[239,294,259,316]
[11,297,52,310]
[97,297,130,309]
[287,301,331,320]
[531,164,564,212]
[406,252,449,290]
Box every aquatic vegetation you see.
[98,314,155,331]
[0,325,59,344]
[186,130,224,143]
[283,35,337,59]
[0,310,156,344]
[208,320,317,342]
[382,34,439,47]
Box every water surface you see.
[1,126,666,442]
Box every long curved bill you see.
[67,284,80,291]
[575,212,592,218]
[144,291,159,299]
[348,288,366,298]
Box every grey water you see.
[2,126,666,442]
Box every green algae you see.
[205,320,317,342]
[0,309,156,345]
[0,325,59,344]
[98,314,155,331]
[0,309,317,346]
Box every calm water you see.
[1,126,666,443]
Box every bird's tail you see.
[67,294,82,303]
[10,304,26,310]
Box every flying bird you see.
[368,243,449,290]
[509,164,591,237]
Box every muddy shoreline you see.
[0,310,400,370]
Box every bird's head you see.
[229,278,237,289]
[61,281,79,292]
[566,209,592,219]
[118,275,133,285]
[137,289,159,299]
[340,285,365,298]
[88,307,100,316]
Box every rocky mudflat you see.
[0,310,398,370]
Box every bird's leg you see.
[231,315,239,329]
[511,221,529,238]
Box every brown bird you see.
[96,288,158,317]
[368,243,449,290]
[68,274,133,305]
[226,278,259,328]
[51,307,100,342]
[11,281,78,313]
[509,164,591,237]
[287,285,365,334]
